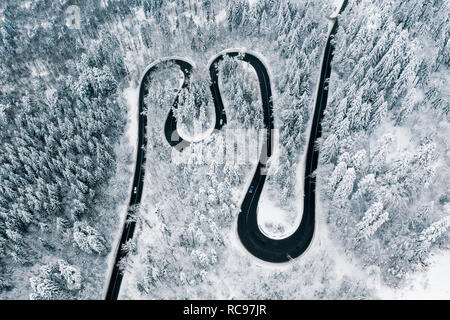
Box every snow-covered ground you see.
[258,191,294,239]
[374,249,450,300]
[399,250,450,299]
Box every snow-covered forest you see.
[0,0,448,300]
[0,0,130,299]
[318,0,449,286]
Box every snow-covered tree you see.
[356,202,389,239]
[73,221,107,255]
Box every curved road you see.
[105,58,193,300]
[236,0,348,262]
[106,0,348,299]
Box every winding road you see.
[105,0,348,299]
[237,0,348,262]
[105,58,193,300]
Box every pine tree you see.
[351,174,376,201]
[418,213,450,250]
[332,168,356,205]
[327,162,347,197]
[58,260,82,290]
[356,202,389,239]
